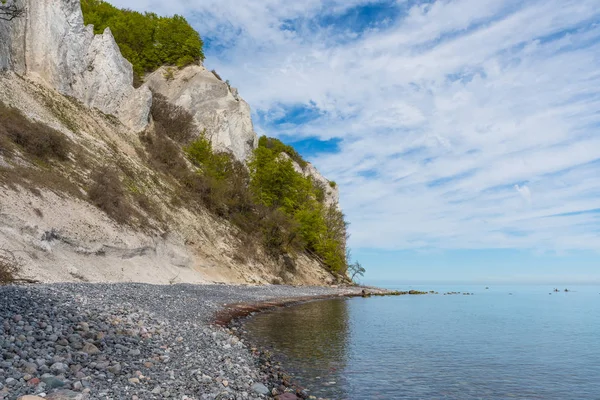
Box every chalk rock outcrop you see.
[144,65,258,162]
[0,0,150,131]
[304,162,340,208]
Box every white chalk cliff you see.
[304,162,340,208]
[144,66,339,203]
[0,0,151,131]
[0,0,343,285]
[144,66,258,162]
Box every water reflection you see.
[243,298,350,398]
[244,289,600,399]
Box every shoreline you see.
[0,282,392,400]
[213,287,430,399]
[212,285,398,326]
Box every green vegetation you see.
[185,134,239,182]
[142,99,348,274]
[80,0,204,80]
[258,135,308,169]
[249,139,348,272]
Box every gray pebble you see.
[0,283,363,399]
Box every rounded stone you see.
[251,382,269,395]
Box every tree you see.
[348,261,365,281]
[0,3,25,21]
[80,0,204,79]
[247,137,350,273]
[154,15,203,68]
[248,146,307,212]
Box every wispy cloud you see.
[113,0,600,253]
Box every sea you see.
[243,285,600,399]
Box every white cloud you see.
[514,184,531,204]
[112,0,600,252]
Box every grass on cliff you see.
[0,101,161,229]
[0,98,347,276]
[0,101,86,198]
[0,102,70,161]
[81,0,204,81]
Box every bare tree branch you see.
[349,261,365,282]
[0,3,25,22]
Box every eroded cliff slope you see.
[0,0,343,285]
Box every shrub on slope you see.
[0,249,21,284]
[140,97,348,274]
[0,102,70,161]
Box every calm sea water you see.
[243,285,600,399]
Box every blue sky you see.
[114,0,600,284]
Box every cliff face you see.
[0,0,342,285]
[0,72,338,286]
[144,65,340,205]
[144,66,258,162]
[0,0,151,131]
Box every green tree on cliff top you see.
[80,0,204,80]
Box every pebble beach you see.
[0,283,368,400]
